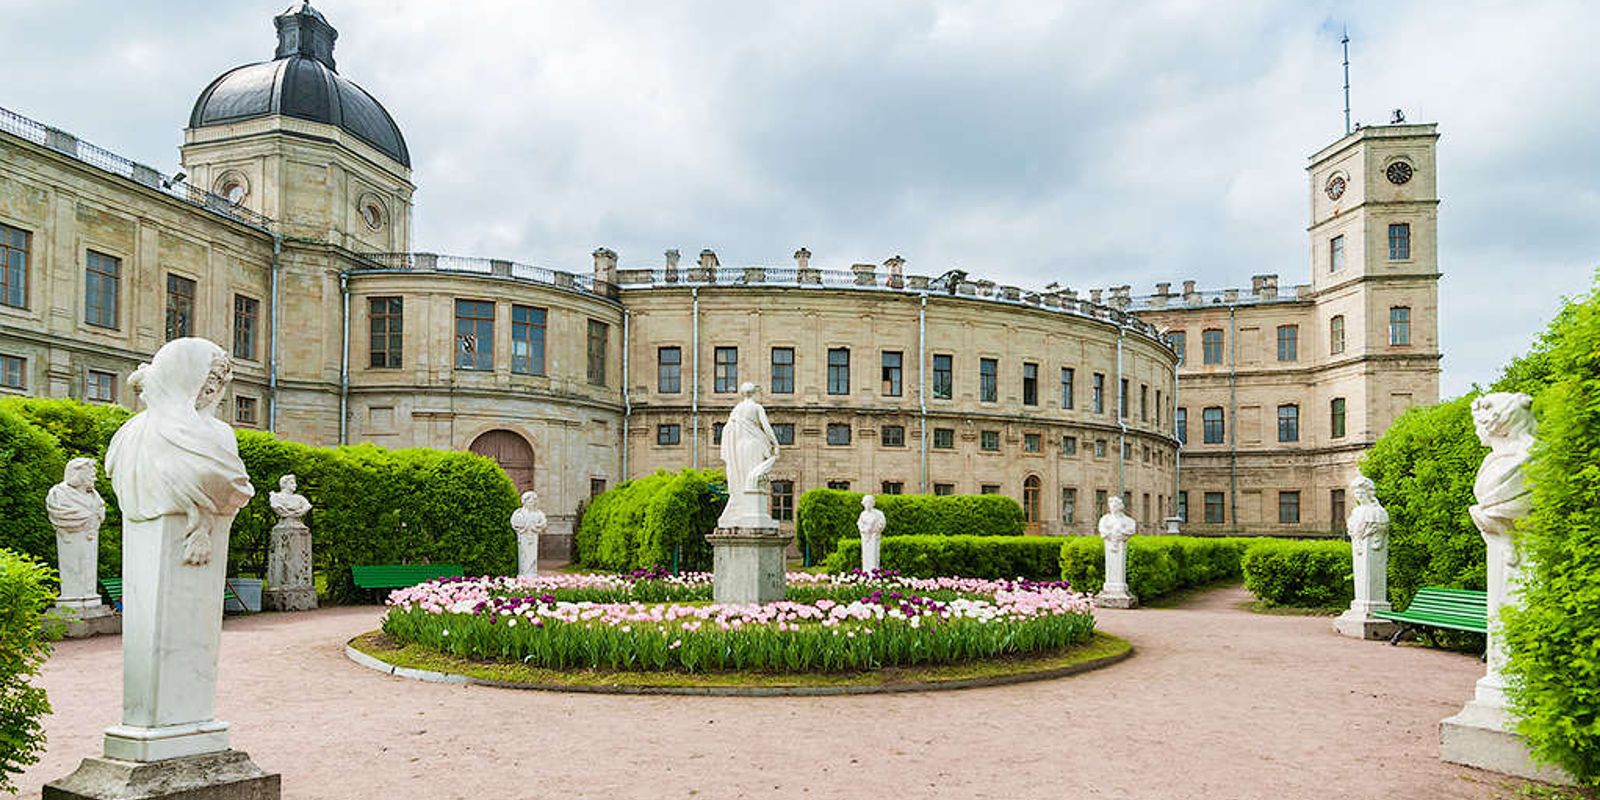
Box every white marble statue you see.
[101,337,256,762]
[1334,475,1395,639]
[1097,496,1138,608]
[856,495,887,572]
[717,382,780,529]
[268,474,311,522]
[263,474,317,612]
[47,457,106,610]
[511,491,548,577]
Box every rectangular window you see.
[235,396,257,425]
[1205,491,1225,524]
[1139,384,1149,422]
[827,348,851,395]
[1092,373,1105,413]
[1279,491,1301,524]
[932,428,955,449]
[591,478,607,497]
[933,483,955,496]
[513,305,548,376]
[771,480,795,521]
[84,250,120,329]
[1331,397,1347,439]
[232,294,259,361]
[1388,223,1411,260]
[369,297,403,368]
[657,346,682,393]
[1061,488,1077,525]
[1061,435,1077,455]
[771,423,795,446]
[932,354,953,399]
[714,347,739,392]
[1123,441,1133,460]
[1330,315,1346,355]
[1202,329,1224,365]
[1095,490,1108,516]
[770,347,794,394]
[1169,331,1186,366]
[881,351,902,396]
[881,481,904,495]
[1022,362,1038,406]
[1175,407,1188,445]
[1331,488,1347,533]
[0,223,27,309]
[656,424,681,445]
[1119,378,1130,419]
[1094,439,1107,458]
[586,319,609,386]
[1023,432,1041,453]
[1330,234,1345,272]
[980,484,1001,495]
[1278,404,1300,442]
[881,424,905,447]
[86,369,115,402]
[1389,307,1411,346]
[980,430,1000,451]
[454,299,495,370]
[979,358,998,402]
[165,274,196,341]
[1202,406,1225,444]
[1177,490,1189,522]
[827,480,852,491]
[712,422,725,445]
[1276,325,1298,362]
[826,423,852,446]
[1060,367,1075,409]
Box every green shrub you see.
[574,469,726,572]
[0,398,130,579]
[1240,540,1353,609]
[0,549,55,792]
[825,535,1065,579]
[1058,536,1255,600]
[797,489,1025,565]
[1503,274,1600,786]
[0,407,66,568]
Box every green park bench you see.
[1374,586,1489,647]
[351,564,465,602]
[100,577,246,613]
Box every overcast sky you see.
[3,1,1597,395]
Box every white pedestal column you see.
[262,519,316,612]
[1097,536,1138,609]
[708,527,789,605]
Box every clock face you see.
[1325,174,1347,201]
[1386,161,1414,185]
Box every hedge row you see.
[0,548,54,793]
[1239,540,1353,609]
[796,489,1025,564]
[824,535,1065,580]
[1058,536,1257,601]
[574,469,725,572]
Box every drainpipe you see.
[1228,303,1238,528]
[1115,322,1128,509]
[691,286,700,469]
[621,308,631,479]
[1172,353,1182,521]
[338,271,350,445]
[918,294,928,493]
[268,232,282,433]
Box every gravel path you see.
[18,585,1529,799]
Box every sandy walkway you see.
[17,586,1529,799]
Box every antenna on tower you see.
[1341,28,1352,135]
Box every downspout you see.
[918,294,928,493]
[691,287,700,469]
[621,308,631,479]
[1228,303,1238,528]
[338,271,350,445]
[1115,322,1128,505]
[268,232,282,433]
[1172,352,1182,521]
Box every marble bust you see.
[856,495,887,572]
[1096,496,1138,608]
[1470,392,1537,545]
[1347,476,1390,557]
[717,382,780,529]
[510,490,548,577]
[47,457,106,609]
[268,474,311,522]
[1335,475,1395,638]
[1097,496,1137,552]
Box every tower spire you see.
[1341,28,1352,135]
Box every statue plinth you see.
[44,750,280,800]
[263,518,316,612]
[707,525,789,605]
[45,602,120,639]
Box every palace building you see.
[0,5,1439,557]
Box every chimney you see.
[1089,288,1103,304]
[793,247,811,269]
[698,249,719,270]
[884,255,905,288]
[1252,273,1279,300]
[1155,282,1171,296]
[591,247,618,285]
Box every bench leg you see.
[1388,624,1410,646]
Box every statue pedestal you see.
[1441,679,1573,785]
[1096,587,1139,609]
[262,519,316,612]
[1333,602,1397,640]
[44,750,280,800]
[46,601,121,639]
[707,527,789,605]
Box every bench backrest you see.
[100,578,123,602]
[351,564,465,589]
[1405,587,1488,619]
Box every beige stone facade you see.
[0,9,1438,555]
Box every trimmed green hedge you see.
[797,489,1025,565]
[0,548,55,792]
[0,407,66,570]
[1058,536,1255,601]
[1240,540,1353,609]
[574,468,726,572]
[824,535,1065,580]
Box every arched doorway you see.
[1022,475,1042,533]
[470,429,535,494]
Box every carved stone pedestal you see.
[1096,589,1139,609]
[262,519,315,612]
[44,750,280,800]
[47,602,121,639]
[1441,680,1573,785]
[1333,607,1397,640]
[708,527,789,605]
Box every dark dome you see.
[189,3,409,168]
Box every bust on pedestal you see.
[1439,393,1571,784]
[1334,476,1398,640]
[511,491,548,577]
[1097,497,1138,609]
[263,474,316,612]
[856,495,886,572]
[45,338,280,799]
[45,457,119,638]
[707,383,788,605]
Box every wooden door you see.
[470,429,535,493]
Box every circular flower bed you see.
[381,570,1096,674]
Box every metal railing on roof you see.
[349,252,620,300]
[0,104,273,231]
[1125,285,1311,311]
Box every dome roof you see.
[188,3,409,168]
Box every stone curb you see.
[343,636,1134,697]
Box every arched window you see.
[1022,475,1042,524]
